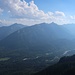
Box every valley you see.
[0,0,75,75]
[0,23,75,75]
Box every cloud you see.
[70,15,75,19]
[0,0,49,19]
[0,19,14,26]
[55,11,65,17]
[0,8,3,14]
[0,0,69,25]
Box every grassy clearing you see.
[0,57,10,61]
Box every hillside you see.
[0,22,72,57]
[33,54,75,75]
[0,23,75,75]
[0,23,27,40]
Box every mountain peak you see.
[50,22,58,25]
[11,23,22,26]
[13,23,18,25]
[10,23,27,27]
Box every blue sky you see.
[23,0,75,15]
[32,0,75,15]
[0,0,75,25]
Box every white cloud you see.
[70,15,75,20]
[55,11,65,17]
[0,0,49,19]
[0,19,14,26]
[0,0,71,25]
[0,8,3,14]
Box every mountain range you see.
[0,22,75,75]
[0,23,27,40]
[0,22,73,58]
[63,24,75,36]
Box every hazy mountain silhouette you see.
[0,23,75,75]
[0,23,27,40]
[0,22,72,57]
[63,23,75,37]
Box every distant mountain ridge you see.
[0,23,27,40]
[0,22,71,48]
[0,22,75,75]
[0,22,73,58]
[63,24,75,37]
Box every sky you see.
[0,0,75,25]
